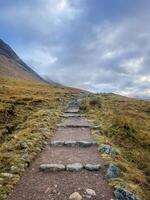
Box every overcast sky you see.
[0,0,150,98]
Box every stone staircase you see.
[7,98,113,200]
[39,99,101,173]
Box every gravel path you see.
[51,127,93,141]
[7,99,113,200]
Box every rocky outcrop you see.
[114,188,140,200]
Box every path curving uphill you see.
[7,98,113,200]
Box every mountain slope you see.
[0,39,53,84]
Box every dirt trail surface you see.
[7,98,113,200]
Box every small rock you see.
[40,127,49,134]
[44,187,50,194]
[84,194,92,199]
[69,192,82,200]
[93,130,100,135]
[20,142,29,149]
[106,164,120,179]
[10,166,18,172]
[39,164,65,172]
[85,164,101,171]
[22,148,29,161]
[50,141,65,146]
[93,125,101,130]
[99,144,117,155]
[0,177,4,182]
[114,188,140,200]
[1,173,13,178]
[86,189,96,196]
[43,141,48,146]
[67,163,83,172]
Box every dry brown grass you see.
[0,77,79,200]
[80,94,150,200]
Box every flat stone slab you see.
[58,118,91,128]
[50,141,65,146]
[49,141,97,147]
[65,108,79,113]
[57,125,91,128]
[40,164,65,172]
[40,163,102,173]
[66,163,83,172]
[62,113,81,118]
[77,141,97,147]
[64,141,77,147]
[85,164,102,171]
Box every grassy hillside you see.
[0,77,79,200]
[0,39,45,83]
[80,94,150,200]
[0,55,42,82]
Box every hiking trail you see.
[7,97,113,200]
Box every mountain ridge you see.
[0,39,58,85]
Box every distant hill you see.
[0,39,57,85]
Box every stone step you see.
[52,128,93,142]
[57,124,91,128]
[65,108,79,113]
[39,146,102,165]
[39,163,102,172]
[58,118,92,128]
[49,141,97,147]
[62,113,81,118]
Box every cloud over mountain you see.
[0,0,150,98]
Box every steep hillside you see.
[0,39,54,84]
[80,94,150,200]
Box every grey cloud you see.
[0,0,150,99]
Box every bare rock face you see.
[69,192,82,200]
[0,39,58,84]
